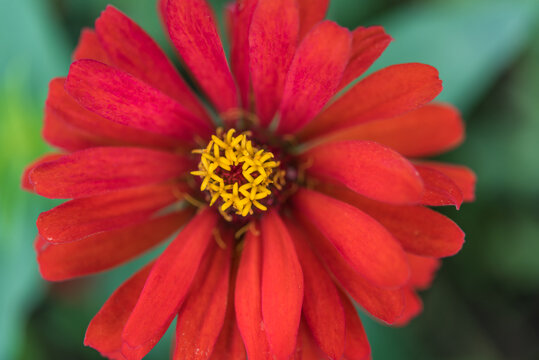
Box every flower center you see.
[191,128,286,220]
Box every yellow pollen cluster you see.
[191,129,285,219]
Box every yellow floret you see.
[191,128,284,219]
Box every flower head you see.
[191,128,285,218]
[23,0,476,359]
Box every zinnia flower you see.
[22,0,476,359]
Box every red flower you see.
[22,0,476,359]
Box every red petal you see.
[249,0,299,126]
[303,140,424,204]
[44,106,115,151]
[297,0,329,40]
[261,211,304,360]
[339,26,392,90]
[226,0,259,108]
[317,104,464,157]
[318,183,465,258]
[210,316,246,360]
[293,188,410,289]
[22,154,64,192]
[416,161,476,202]
[287,221,345,360]
[65,60,211,140]
[210,253,247,360]
[416,164,463,208]
[293,322,327,360]
[30,147,189,199]
[165,0,238,115]
[95,6,209,122]
[407,254,440,290]
[37,210,192,281]
[158,0,168,23]
[34,235,47,253]
[393,289,423,327]
[46,78,178,150]
[121,208,217,357]
[85,263,154,360]
[294,217,405,324]
[73,28,109,63]
[277,21,351,135]
[37,183,183,243]
[235,226,273,360]
[301,63,443,140]
[339,292,371,360]
[174,235,232,359]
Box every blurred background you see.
[1,0,538,359]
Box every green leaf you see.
[355,0,539,113]
[0,76,52,360]
[0,0,70,99]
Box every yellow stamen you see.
[183,193,206,209]
[252,200,267,211]
[213,228,227,249]
[191,128,285,219]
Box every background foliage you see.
[1,0,538,359]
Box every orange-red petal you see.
[95,5,209,122]
[226,0,258,108]
[316,104,464,158]
[393,289,423,327]
[416,164,463,208]
[65,60,210,141]
[121,208,217,357]
[21,153,64,192]
[174,236,232,359]
[303,140,424,205]
[249,0,299,126]
[318,183,465,258]
[37,210,192,281]
[165,0,238,115]
[210,315,246,360]
[301,63,442,140]
[287,221,345,359]
[339,26,392,90]
[416,161,476,202]
[45,78,178,150]
[44,105,116,151]
[297,0,329,40]
[293,188,410,289]
[211,253,246,360]
[407,254,440,290]
[339,292,371,360]
[235,226,273,360]
[36,182,183,243]
[261,211,304,360]
[73,28,110,63]
[85,262,154,360]
[29,147,189,199]
[293,322,327,360]
[295,218,405,324]
[277,21,351,135]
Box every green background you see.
[1,0,538,359]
